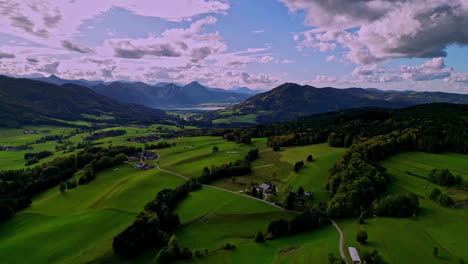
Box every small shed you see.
[348,247,361,264]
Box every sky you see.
[0,0,467,93]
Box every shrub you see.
[356,230,368,244]
[254,232,265,243]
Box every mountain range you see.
[34,75,257,108]
[203,83,468,123]
[0,75,167,127]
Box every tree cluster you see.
[113,179,201,258]
[198,149,259,184]
[326,129,420,217]
[223,131,252,144]
[294,161,304,173]
[24,151,53,166]
[429,188,454,207]
[372,194,419,218]
[267,206,329,238]
[428,169,462,186]
[145,141,172,150]
[85,129,126,140]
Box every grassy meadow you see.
[337,151,468,264]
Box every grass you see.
[175,225,340,264]
[157,137,268,178]
[81,113,115,120]
[174,187,340,264]
[0,165,185,263]
[337,151,468,264]
[213,114,258,124]
[212,143,346,203]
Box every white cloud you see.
[0,0,230,45]
[314,74,337,82]
[283,0,468,65]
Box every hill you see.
[33,74,106,87]
[91,81,251,108]
[204,83,468,123]
[0,75,167,127]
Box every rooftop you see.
[348,247,361,262]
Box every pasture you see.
[337,151,468,264]
[211,143,346,203]
[0,165,184,263]
[174,187,340,264]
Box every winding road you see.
[154,155,293,212]
[331,219,347,263]
[154,153,346,262]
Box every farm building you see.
[259,182,277,194]
[348,247,361,263]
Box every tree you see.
[294,161,304,173]
[251,187,258,198]
[356,230,368,244]
[298,186,304,196]
[359,215,366,225]
[254,231,264,243]
[307,155,314,162]
[429,188,441,200]
[272,143,280,152]
[59,182,67,192]
[437,194,454,207]
[212,146,219,153]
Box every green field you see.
[337,151,468,264]
[157,137,268,178]
[0,134,344,263]
[0,165,185,263]
[211,143,346,203]
[213,114,258,124]
[2,127,466,264]
[173,187,340,264]
[0,124,195,170]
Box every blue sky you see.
[0,0,467,92]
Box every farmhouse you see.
[348,247,361,264]
[259,182,277,194]
[134,163,156,170]
[128,134,161,143]
[141,151,157,160]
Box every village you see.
[126,150,158,170]
[0,145,33,151]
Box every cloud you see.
[252,29,265,34]
[0,51,15,59]
[259,56,275,63]
[37,61,59,74]
[326,55,335,62]
[283,0,468,64]
[105,16,224,61]
[314,75,337,82]
[282,59,294,64]
[61,40,94,54]
[26,57,38,63]
[0,0,230,44]
[348,57,453,83]
[444,73,468,84]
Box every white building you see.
[348,247,361,264]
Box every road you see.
[331,219,347,263]
[154,155,295,212]
[154,154,346,260]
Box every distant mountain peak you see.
[186,81,203,86]
[47,74,62,80]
